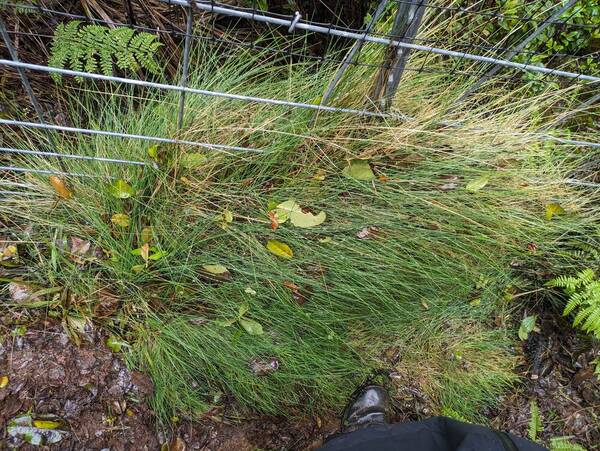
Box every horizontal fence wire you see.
[168,0,599,33]
[3,1,596,90]
[0,65,598,149]
[4,0,595,65]
[0,60,407,120]
[159,0,600,83]
[5,29,571,89]
[0,119,264,154]
[0,147,148,166]
[0,180,36,188]
[0,165,88,177]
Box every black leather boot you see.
[341,385,391,433]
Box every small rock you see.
[130,371,154,398]
[248,357,279,376]
[439,183,458,191]
[78,350,97,372]
[8,283,33,303]
[48,367,66,381]
[58,334,70,346]
[63,399,81,418]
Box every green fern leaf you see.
[554,269,600,339]
[48,21,162,82]
[549,436,587,451]
[528,399,542,442]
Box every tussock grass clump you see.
[2,43,598,423]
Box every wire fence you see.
[1,0,599,196]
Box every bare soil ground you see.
[1,312,598,450]
[493,313,600,448]
[0,318,337,450]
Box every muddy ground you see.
[493,313,600,448]
[1,311,598,450]
[0,317,337,450]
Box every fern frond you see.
[555,269,600,339]
[549,436,587,451]
[564,291,587,316]
[130,32,163,75]
[48,21,162,82]
[578,269,596,286]
[111,27,138,72]
[528,399,542,442]
[48,21,82,82]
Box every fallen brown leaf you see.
[268,210,279,231]
[249,357,279,376]
[357,226,379,239]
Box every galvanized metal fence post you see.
[314,0,389,120]
[372,0,428,112]
[177,1,194,129]
[0,15,46,123]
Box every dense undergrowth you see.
[1,35,599,437]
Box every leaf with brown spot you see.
[49,176,72,199]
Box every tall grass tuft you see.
[2,41,598,423]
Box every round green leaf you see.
[465,175,490,193]
[342,159,375,181]
[290,210,326,228]
[107,180,134,199]
[239,318,263,335]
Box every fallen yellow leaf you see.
[0,375,8,388]
[545,203,565,221]
[33,420,61,429]
[266,240,293,259]
[111,213,130,228]
[202,264,229,275]
[49,176,72,199]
